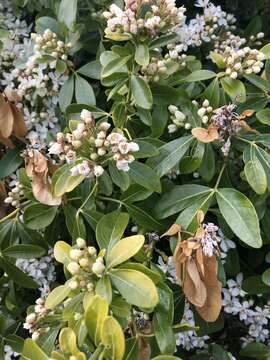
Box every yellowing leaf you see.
[106,235,145,269]
[54,241,71,264]
[101,316,125,360]
[59,327,78,354]
[45,284,71,309]
[22,339,49,360]
[85,295,109,345]
[109,269,159,309]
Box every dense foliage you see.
[1,0,270,359]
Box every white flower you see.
[116,159,130,172]
[93,165,104,177]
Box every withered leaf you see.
[10,104,27,138]
[239,109,255,119]
[0,103,14,138]
[161,223,181,238]
[196,209,205,225]
[32,174,61,206]
[183,258,207,307]
[196,255,222,322]
[192,125,219,143]
[138,337,151,360]
[174,241,185,282]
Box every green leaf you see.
[2,244,46,259]
[36,16,60,35]
[56,59,67,74]
[45,284,71,309]
[210,52,226,68]
[96,211,129,251]
[151,356,182,360]
[220,77,246,103]
[0,256,38,288]
[109,269,159,308]
[155,185,211,219]
[23,204,58,230]
[101,316,125,360]
[262,268,270,286]
[59,327,78,354]
[244,74,270,93]
[107,235,144,269]
[120,263,162,284]
[109,161,130,191]
[52,162,85,197]
[153,312,175,355]
[216,188,262,248]
[240,342,270,358]
[149,33,179,49]
[59,75,74,112]
[64,204,86,240]
[112,102,126,128]
[185,70,216,82]
[261,43,270,59]
[85,295,109,345]
[244,157,267,194]
[151,84,182,105]
[135,43,149,66]
[129,161,161,193]
[75,75,96,105]
[242,275,270,294]
[199,143,215,182]
[22,339,49,360]
[58,0,77,30]
[131,75,153,109]
[123,202,163,230]
[256,108,270,125]
[147,136,193,177]
[102,56,130,78]
[77,60,101,80]
[0,148,23,179]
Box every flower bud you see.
[92,261,105,276]
[67,262,80,275]
[76,238,86,248]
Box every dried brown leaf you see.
[196,255,222,322]
[183,258,207,307]
[161,223,181,238]
[239,109,255,119]
[32,174,61,206]
[138,337,151,360]
[10,104,27,137]
[196,209,205,224]
[0,133,14,148]
[192,125,219,143]
[4,88,22,103]
[0,103,14,138]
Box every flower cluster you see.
[49,109,139,173]
[168,0,236,58]
[223,46,265,79]
[167,104,189,133]
[31,29,71,62]
[23,297,49,341]
[0,3,70,143]
[201,222,220,257]
[141,56,180,82]
[223,273,270,345]
[16,249,56,297]
[4,180,25,208]
[103,0,186,39]
[196,99,213,125]
[66,238,104,292]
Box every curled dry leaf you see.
[183,258,207,307]
[240,120,259,134]
[0,103,14,138]
[239,109,255,119]
[25,149,61,206]
[10,104,27,138]
[191,125,219,143]
[196,254,222,322]
[138,337,151,360]
[161,223,181,238]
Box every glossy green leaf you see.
[216,188,262,248]
[75,75,96,105]
[135,43,149,66]
[256,108,270,125]
[129,161,161,193]
[220,77,246,103]
[2,244,46,259]
[131,75,153,109]
[77,60,101,80]
[185,70,216,82]
[244,157,267,194]
[96,211,129,251]
[147,135,193,177]
[52,162,85,197]
[23,204,58,230]
[58,0,77,30]
[59,75,74,111]
[0,148,23,179]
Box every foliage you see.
[1,0,270,359]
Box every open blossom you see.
[201,222,219,257]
